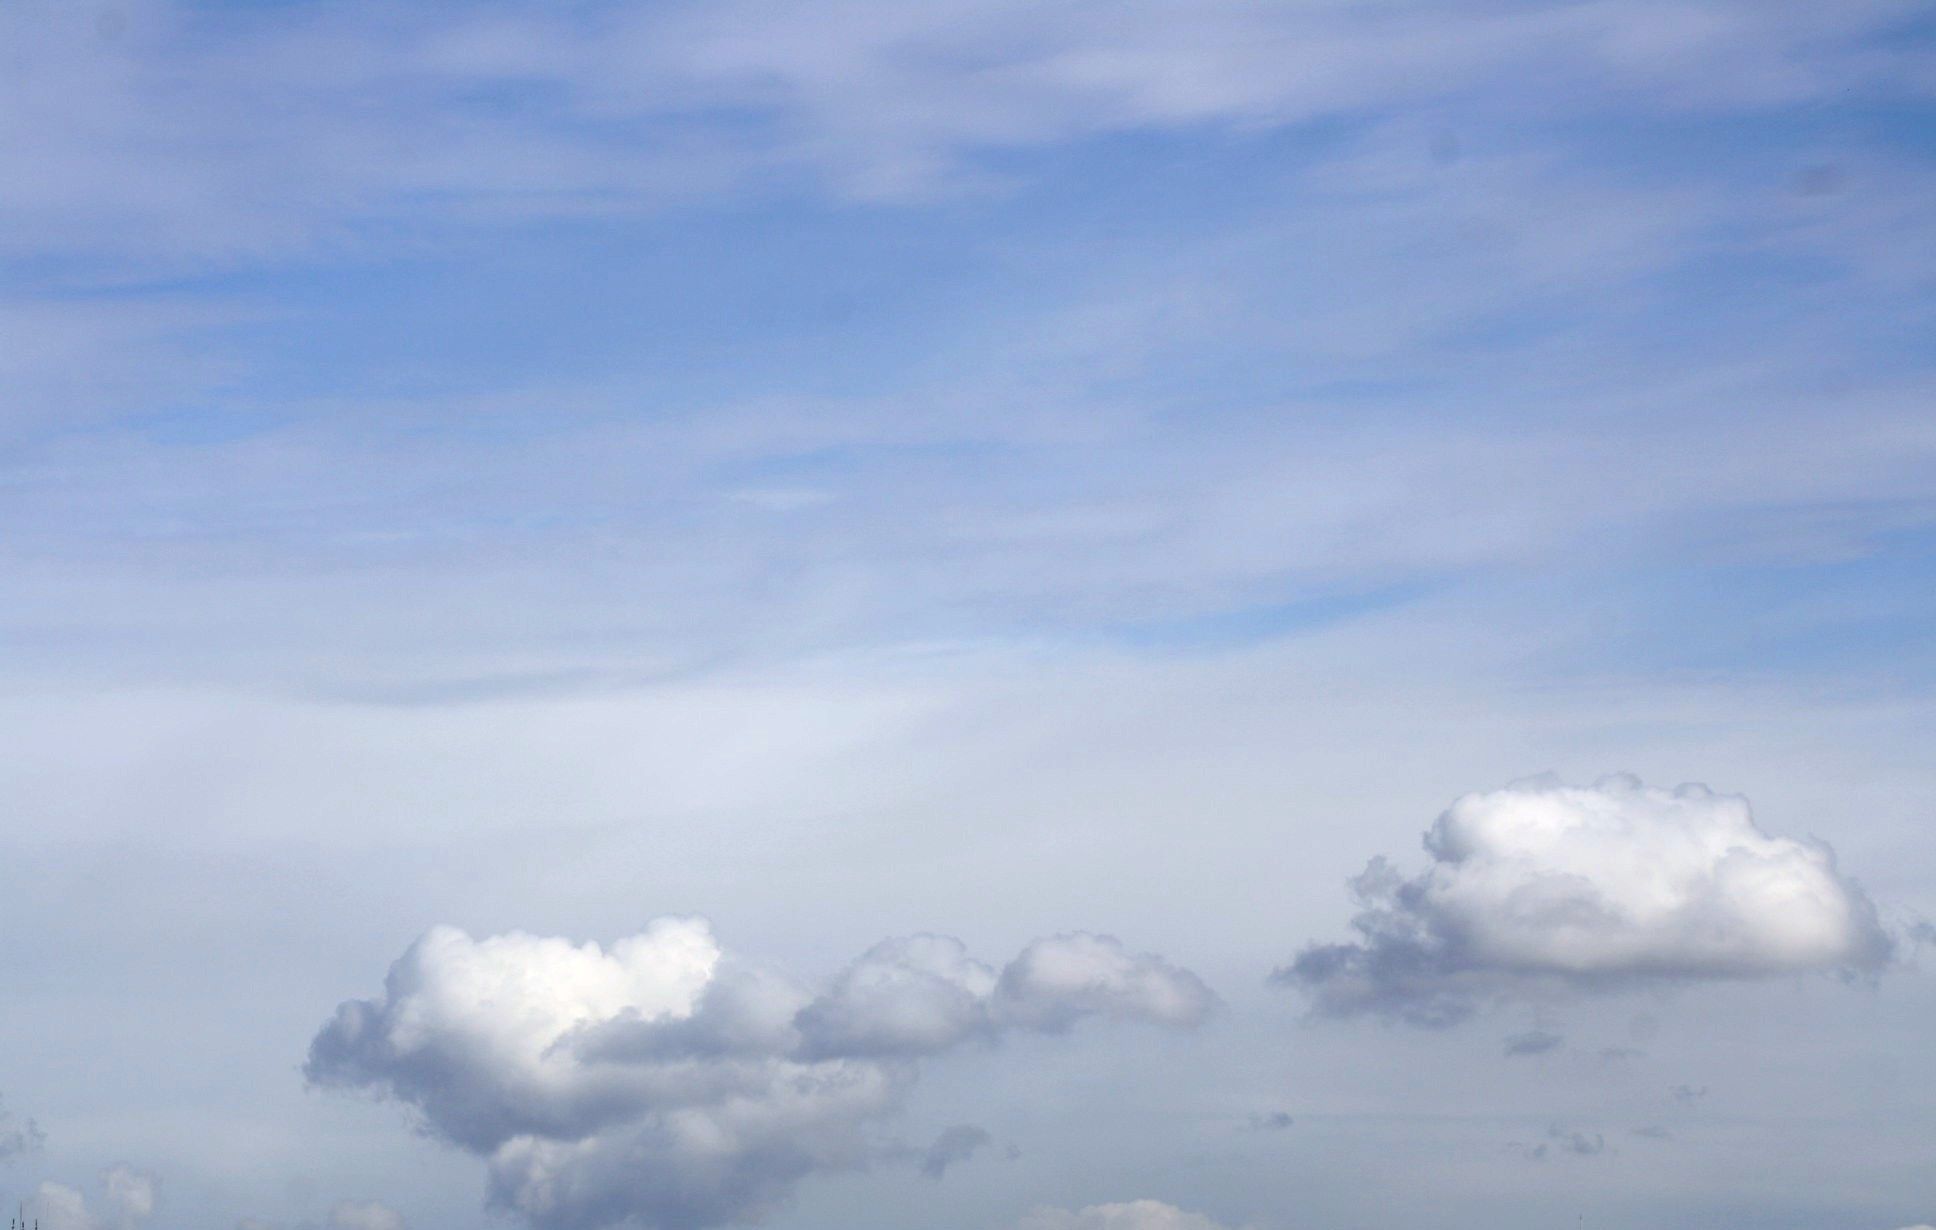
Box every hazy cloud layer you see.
[1013,1201,1237,1230]
[233,1199,406,1230]
[307,921,1213,1230]
[1279,775,1892,1023]
[325,1203,407,1230]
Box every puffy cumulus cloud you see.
[792,934,1000,1058]
[795,932,1217,1057]
[308,921,1213,1230]
[995,933,1219,1033]
[1013,1200,1236,1230]
[30,1166,157,1230]
[1278,775,1891,1024]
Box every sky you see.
[2,1,1935,1228]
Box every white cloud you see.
[1013,1200,1236,1230]
[308,921,1213,1230]
[795,932,1216,1057]
[996,932,1220,1031]
[1280,775,1892,1023]
[794,934,999,1058]
[2,0,1924,262]
[30,1167,157,1230]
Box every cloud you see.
[1277,775,1892,1024]
[3,0,1925,264]
[919,1124,993,1179]
[1013,1201,1236,1230]
[1502,1028,1564,1057]
[1511,1126,1606,1162]
[994,933,1220,1032]
[327,1203,407,1230]
[30,1167,157,1230]
[233,1199,405,1230]
[308,920,1212,1230]
[792,934,1000,1058]
[0,1095,44,1160]
[1546,1127,1606,1157]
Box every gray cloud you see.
[1512,1126,1606,1162]
[1547,1127,1606,1157]
[0,1095,45,1161]
[792,935,1000,1059]
[1277,775,1893,1024]
[919,1124,993,1179]
[234,1200,407,1230]
[307,920,1212,1230]
[1502,1029,1564,1057]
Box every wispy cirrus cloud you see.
[4,0,1929,264]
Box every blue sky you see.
[2,3,1935,1230]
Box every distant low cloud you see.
[1502,1029,1564,1057]
[235,1198,404,1230]
[0,1094,44,1160]
[30,1166,157,1230]
[1013,1201,1237,1230]
[1511,1126,1606,1161]
[327,1202,407,1230]
[1277,775,1892,1024]
[919,1125,993,1179]
[308,921,1214,1230]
